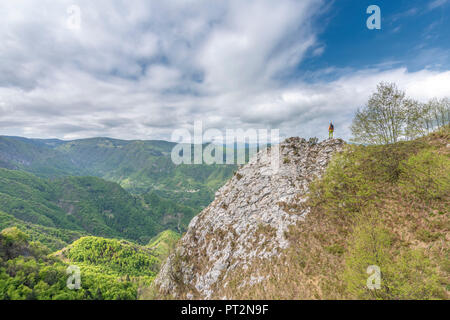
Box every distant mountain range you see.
[0,136,236,193]
[0,135,239,249]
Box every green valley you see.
[0,136,237,234]
[0,136,234,300]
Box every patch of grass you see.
[399,149,450,201]
[416,229,443,243]
[325,244,345,256]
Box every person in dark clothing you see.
[329,122,334,139]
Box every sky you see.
[0,0,449,142]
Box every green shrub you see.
[309,147,377,217]
[343,213,444,299]
[1,227,28,246]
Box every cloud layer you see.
[0,0,449,141]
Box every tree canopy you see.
[351,82,449,145]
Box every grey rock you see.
[154,138,345,299]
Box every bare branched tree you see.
[351,82,449,145]
[404,99,425,140]
[351,82,406,144]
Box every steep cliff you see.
[154,138,345,299]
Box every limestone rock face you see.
[155,138,345,299]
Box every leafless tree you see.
[352,82,449,145]
[351,82,406,144]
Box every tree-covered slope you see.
[0,136,237,231]
[0,136,236,195]
[0,228,167,300]
[0,136,80,176]
[148,230,181,262]
[0,168,162,247]
[0,211,85,252]
[58,236,160,277]
[51,176,160,242]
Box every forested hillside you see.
[0,210,85,252]
[0,136,236,234]
[0,136,235,194]
[0,169,163,248]
[0,136,237,300]
[0,227,175,299]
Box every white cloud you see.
[0,0,449,142]
[428,0,449,10]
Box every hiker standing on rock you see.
[329,121,334,139]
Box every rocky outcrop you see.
[155,138,345,299]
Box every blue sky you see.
[0,0,449,142]
[317,1,447,68]
[292,0,450,82]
